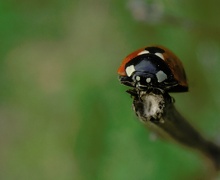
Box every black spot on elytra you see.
[145,47,165,54]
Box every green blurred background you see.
[1,0,220,179]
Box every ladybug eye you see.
[136,76,141,81]
[146,78,151,83]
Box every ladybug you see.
[117,45,188,92]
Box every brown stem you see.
[130,89,220,171]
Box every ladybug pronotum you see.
[117,45,188,92]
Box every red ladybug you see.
[117,45,188,92]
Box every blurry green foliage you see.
[1,0,220,179]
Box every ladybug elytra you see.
[117,45,188,92]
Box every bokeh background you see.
[1,0,220,179]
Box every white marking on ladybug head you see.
[146,78,151,83]
[136,76,141,81]
[156,70,167,82]
[155,52,165,60]
[125,65,135,77]
[137,50,150,56]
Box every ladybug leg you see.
[126,89,138,98]
[126,88,143,102]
